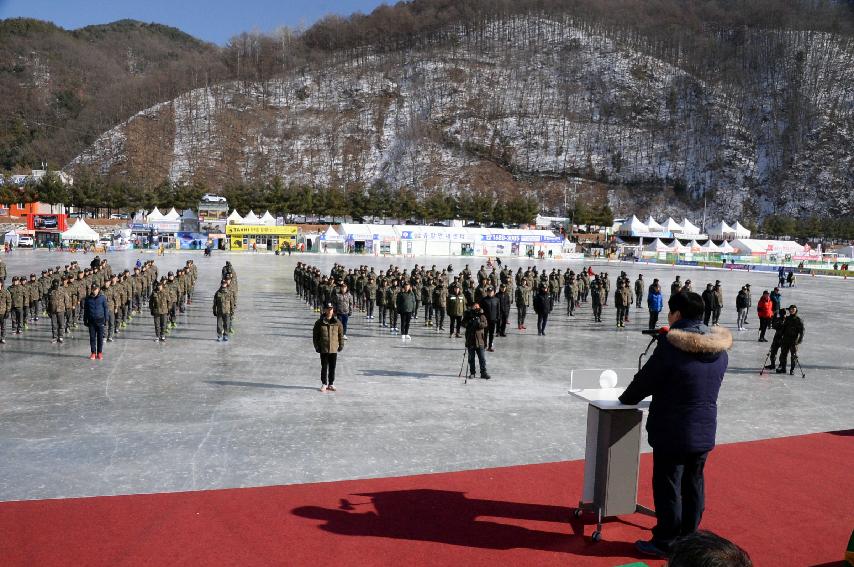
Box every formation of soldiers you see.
[0,257,115,344]
[211,261,238,341]
[292,262,670,343]
[146,260,198,342]
[0,255,205,349]
[291,260,798,346]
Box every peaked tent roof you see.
[732,221,751,237]
[700,239,721,250]
[719,241,736,253]
[181,208,198,220]
[227,210,244,224]
[242,210,260,224]
[664,217,683,232]
[680,219,701,234]
[645,238,673,252]
[146,207,165,222]
[322,225,343,241]
[259,211,276,226]
[618,215,648,234]
[645,216,665,231]
[163,207,181,221]
[61,218,99,241]
[707,221,734,238]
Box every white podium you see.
[569,388,655,542]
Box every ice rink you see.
[1,250,852,501]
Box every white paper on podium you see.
[569,388,650,410]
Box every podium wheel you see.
[591,531,601,542]
[573,509,583,518]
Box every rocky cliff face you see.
[68,16,854,220]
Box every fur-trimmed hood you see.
[667,325,733,354]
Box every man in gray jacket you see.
[332,282,355,340]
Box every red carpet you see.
[1,431,851,567]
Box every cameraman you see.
[619,292,732,558]
[463,303,491,380]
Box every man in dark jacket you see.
[396,282,417,341]
[763,309,787,370]
[313,303,344,392]
[701,284,717,326]
[479,287,499,351]
[496,284,511,337]
[83,284,109,360]
[463,304,490,380]
[619,292,732,557]
[777,305,804,375]
[532,283,553,336]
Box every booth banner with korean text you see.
[226,224,297,251]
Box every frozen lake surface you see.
[1,250,851,501]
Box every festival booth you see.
[616,216,648,236]
[707,221,735,241]
[61,219,99,245]
[731,222,751,239]
[226,224,298,251]
[259,211,277,226]
[699,239,722,258]
[339,224,399,255]
[26,213,68,247]
[147,208,182,247]
[241,211,261,225]
[318,226,345,253]
[642,238,674,259]
[730,239,805,261]
[226,210,244,225]
[180,209,200,233]
[480,228,564,258]
[663,217,683,233]
[645,216,665,233]
[679,219,701,235]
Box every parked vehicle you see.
[18,236,34,247]
[201,193,227,203]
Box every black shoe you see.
[776,368,786,374]
[481,373,491,380]
[764,364,776,370]
[635,540,668,558]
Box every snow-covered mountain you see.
[67,16,854,220]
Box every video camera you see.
[641,326,669,338]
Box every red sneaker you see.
[97,353,103,360]
[89,353,97,360]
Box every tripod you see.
[458,348,469,384]
[759,347,806,379]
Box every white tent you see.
[730,239,804,255]
[163,207,181,221]
[226,210,244,224]
[259,211,276,226]
[322,225,343,242]
[680,219,701,235]
[146,207,165,222]
[732,221,751,238]
[617,215,648,235]
[707,221,734,240]
[663,217,683,232]
[645,216,665,232]
[242,210,260,225]
[700,240,721,251]
[719,241,736,254]
[61,219,99,242]
[645,238,673,252]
